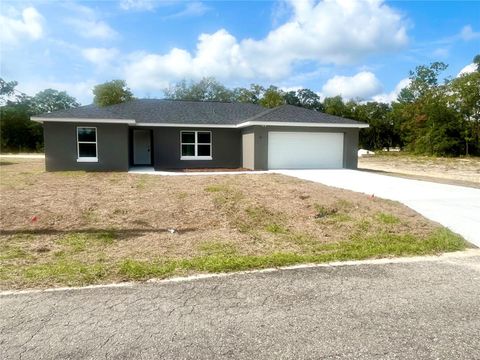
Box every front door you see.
[133,130,152,165]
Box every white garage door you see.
[268,132,344,169]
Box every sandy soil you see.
[1,158,435,251]
[0,158,449,288]
[359,154,480,187]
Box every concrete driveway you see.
[1,251,480,360]
[276,170,480,247]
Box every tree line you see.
[0,80,80,152]
[1,56,479,155]
[162,59,480,156]
[0,80,132,152]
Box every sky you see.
[1,0,479,105]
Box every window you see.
[77,127,98,162]
[180,131,212,160]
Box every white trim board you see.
[237,121,369,129]
[135,122,237,128]
[32,118,368,129]
[31,117,136,124]
[137,121,368,129]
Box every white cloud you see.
[119,0,207,15]
[16,80,97,105]
[119,0,157,11]
[125,49,195,90]
[433,47,449,58]
[0,7,44,45]
[65,4,117,40]
[123,0,408,91]
[164,2,209,19]
[372,78,411,103]
[435,24,480,45]
[279,86,303,93]
[321,72,383,100]
[458,63,477,77]
[67,18,117,40]
[459,25,480,41]
[82,48,120,67]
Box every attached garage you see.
[268,132,344,169]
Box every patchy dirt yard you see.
[359,153,480,187]
[0,159,466,289]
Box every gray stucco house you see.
[31,99,368,172]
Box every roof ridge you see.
[277,104,363,124]
[138,98,266,106]
[241,105,283,122]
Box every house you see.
[31,99,368,172]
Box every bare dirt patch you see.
[359,153,480,187]
[0,158,465,289]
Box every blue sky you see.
[1,0,479,104]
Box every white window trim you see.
[180,130,212,160]
[77,126,98,162]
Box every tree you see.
[297,89,323,111]
[0,102,42,152]
[93,80,134,107]
[164,77,233,102]
[32,89,80,114]
[323,96,348,116]
[284,91,301,107]
[258,86,285,108]
[232,84,264,104]
[0,79,79,152]
[397,83,465,156]
[473,54,480,72]
[284,89,323,111]
[449,71,480,155]
[0,78,19,104]
[398,62,448,103]
[348,101,398,150]
[0,79,41,152]
[389,61,474,155]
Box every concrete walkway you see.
[277,169,480,248]
[129,167,269,176]
[1,251,479,359]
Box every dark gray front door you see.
[133,130,151,165]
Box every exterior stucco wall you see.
[152,127,242,169]
[43,122,360,172]
[242,126,360,170]
[43,122,129,171]
[342,127,359,169]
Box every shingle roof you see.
[35,99,266,125]
[33,99,366,126]
[248,104,363,125]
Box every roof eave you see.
[31,117,136,125]
[135,122,237,128]
[31,117,369,128]
[237,121,369,129]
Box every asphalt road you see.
[1,251,480,360]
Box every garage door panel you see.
[268,132,344,169]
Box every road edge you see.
[1,249,479,296]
